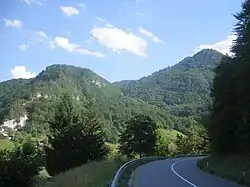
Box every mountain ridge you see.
[0,49,224,142]
[115,49,225,117]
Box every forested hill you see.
[0,49,224,142]
[0,65,173,142]
[115,49,224,118]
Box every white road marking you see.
[171,160,199,187]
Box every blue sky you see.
[0,0,242,82]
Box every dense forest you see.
[0,91,209,187]
[197,2,250,185]
[115,49,224,119]
[208,0,250,155]
[0,65,173,142]
[0,49,224,142]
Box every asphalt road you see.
[133,157,241,187]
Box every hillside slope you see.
[115,49,224,118]
[0,65,172,142]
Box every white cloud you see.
[11,66,36,79]
[31,31,49,42]
[27,31,104,58]
[78,3,85,7]
[96,16,108,23]
[32,31,48,42]
[17,44,29,51]
[36,31,47,38]
[91,25,148,57]
[139,27,164,44]
[136,12,145,17]
[21,0,47,5]
[51,37,105,58]
[197,34,237,55]
[76,49,105,58]
[53,37,79,52]
[4,19,23,28]
[60,6,79,16]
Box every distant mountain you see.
[0,49,224,142]
[0,65,172,142]
[115,49,225,118]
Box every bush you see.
[0,142,43,187]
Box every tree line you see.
[0,94,108,187]
[208,0,250,155]
[0,92,209,187]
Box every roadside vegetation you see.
[37,157,126,187]
[0,91,209,187]
[197,155,250,186]
[198,1,250,186]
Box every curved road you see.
[133,157,241,187]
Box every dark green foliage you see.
[209,57,240,153]
[175,134,193,154]
[0,142,42,187]
[209,0,250,155]
[118,114,157,158]
[116,49,224,122]
[113,49,225,135]
[45,93,88,176]
[45,93,108,176]
[0,65,172,142]
[82,102,109,160]
[0,50,226,142]
[175,125,210,154]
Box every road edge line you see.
[171,160,198,187]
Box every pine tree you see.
[209,0,250,154]
[210,57,240,154]
[45,93,89,176]
[118,114,157,158]
[45,94,109,176]
[232,0,250,59]
[83,102,109,161]
[232,0,250,153]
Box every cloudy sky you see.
[0,0,242,82]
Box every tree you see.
[175,134,193,154]
[118,114,157,158]
[175,125,210,154]
[45,93,108,176]
[155,128,171,156]
[0,142,42,187]
[232,0,250,153]
[208,0,250,155]
[82,102,109,161]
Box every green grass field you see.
[0,139,15,151]
[163,129,184,141]
[37,158,126,187]
[197,155,250,186]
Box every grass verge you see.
[0,139,15,151]
[117,157,165,187]
[37,157,127,187]
[197,155,250,186]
